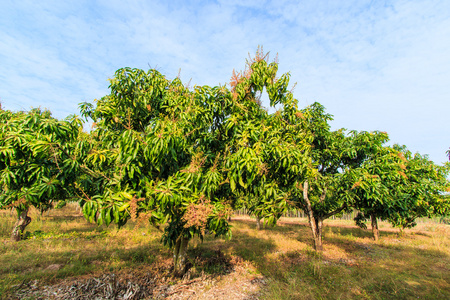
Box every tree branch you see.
[319,188,327,203]
[302,180,312,213]
[322,203,347,220]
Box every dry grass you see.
[0,206,449,299]
[230,216,450,300]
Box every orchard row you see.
[1,50,448,276]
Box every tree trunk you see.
[11,208,32,241]
[303,180,324,251]
[255,216,261,230]
[172,236,190,277]
[371,213,379,241]
[314,218,324,251]
[306,214,323,251]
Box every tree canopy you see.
[0,107,82,240]
[1,49,449,275]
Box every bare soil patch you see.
[9,253,265,300]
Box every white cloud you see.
[0,0,449,163]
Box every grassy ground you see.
[1,205,449,299]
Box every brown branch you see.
[302,180,312,214]
[322,203,347,220]
[319,188,327,203]
[75,185,92,202]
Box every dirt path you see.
[12,255,265,300]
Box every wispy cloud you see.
[1,0,449,163]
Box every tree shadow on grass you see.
[231,217,304,235]
[224,219,450,300]
[1,240,163,275]
[44,215,86,223]
[324,225,401,240]
[226,219,449,271]
[207,219,450,300]
[4,217,449,300]
[189,225,278,275]
[0,240,176,300]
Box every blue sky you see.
[1,0,449,164]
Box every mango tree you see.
[352,144,450,239]
[285,103,390,250]
[79,62,267,276]
[350,143,407,240]
[0,107,83,241]
[224,51,311,230]
[78,49,315,274]
[387,147,450,230]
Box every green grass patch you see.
[1,208,449,299]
